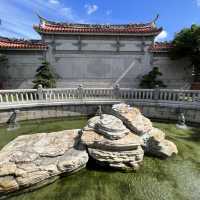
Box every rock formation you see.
[0,130,88,198]
[112,103,153,135]
[112,103,178,158]
[81,114,144,170]
[0,103,178,197]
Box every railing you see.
[0,85,200,106]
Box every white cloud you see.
[0,0,87,39]
[155,30,168,42]
[106,10,112,16]
[84,4,98,15]
[48,0,60,4]
[197,0,200,7]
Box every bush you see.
[139,67,166,89]
[32,61,56,88]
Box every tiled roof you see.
[0,37,47,50]
[34,16,162,36]
[149,42,173,52]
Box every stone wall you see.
[0,104,111,124]
[0,35,191,89]
[0,50,44,89]
[129,102,200,124]
[0,102,199,125]
[44,35,153,88]
[151,53,192,89]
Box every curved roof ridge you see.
[0,36,47,50]
[34,15,162,36]
[149,42,173,52]
[37,15,160,28]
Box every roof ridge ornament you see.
[37,14,49,26]
[151,14,159,27]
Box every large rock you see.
[112,103,153,135]
[0,130,88,197]
[81,130,144,151]
[144,127,178,157]
[148,127,165,142]
[81,115,144,170]
[88,146,144,170]
[112,103,178,158]
[84,114,129,140]
[147,138,178,158]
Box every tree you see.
[170,24,200,82]
[139,67,166,89]
[32,61,56,88]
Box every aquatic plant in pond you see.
[0,118,199,200]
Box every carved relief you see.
[111,37,125,52]
[72,36,87,51]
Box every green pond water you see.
[0,117,200,200]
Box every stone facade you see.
[0,17,192,89]
[0,50,44,88]
[151,53,191,89]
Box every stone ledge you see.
[0,100,121,111]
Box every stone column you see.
[153,85,160,100]
[37,84,43,100]
[77,84,83,99]
[113,84,121,99]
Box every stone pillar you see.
[153,85,160,100]
[113,84,121,99]
[37,84,43,100]
[77,84,83,99]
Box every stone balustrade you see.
[0,86,200,106]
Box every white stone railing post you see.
[113,84,121,99]
[37,84,43,101]
[77,84,83,99]
[153,85,160,100]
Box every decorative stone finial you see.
[78,84,83,89]
[7,110,20,131]
[114,84,120,90]
[38,84,43,89]
[97,105,103,119]
[176,109,188,129]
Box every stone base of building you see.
[191,82,200,90]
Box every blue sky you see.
[0,0,200,41]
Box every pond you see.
[0,117,200,200]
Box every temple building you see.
[0,16,191,89]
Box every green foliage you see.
[139,67,166,89]
[170,24,200,81]
[32,61,56,88]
